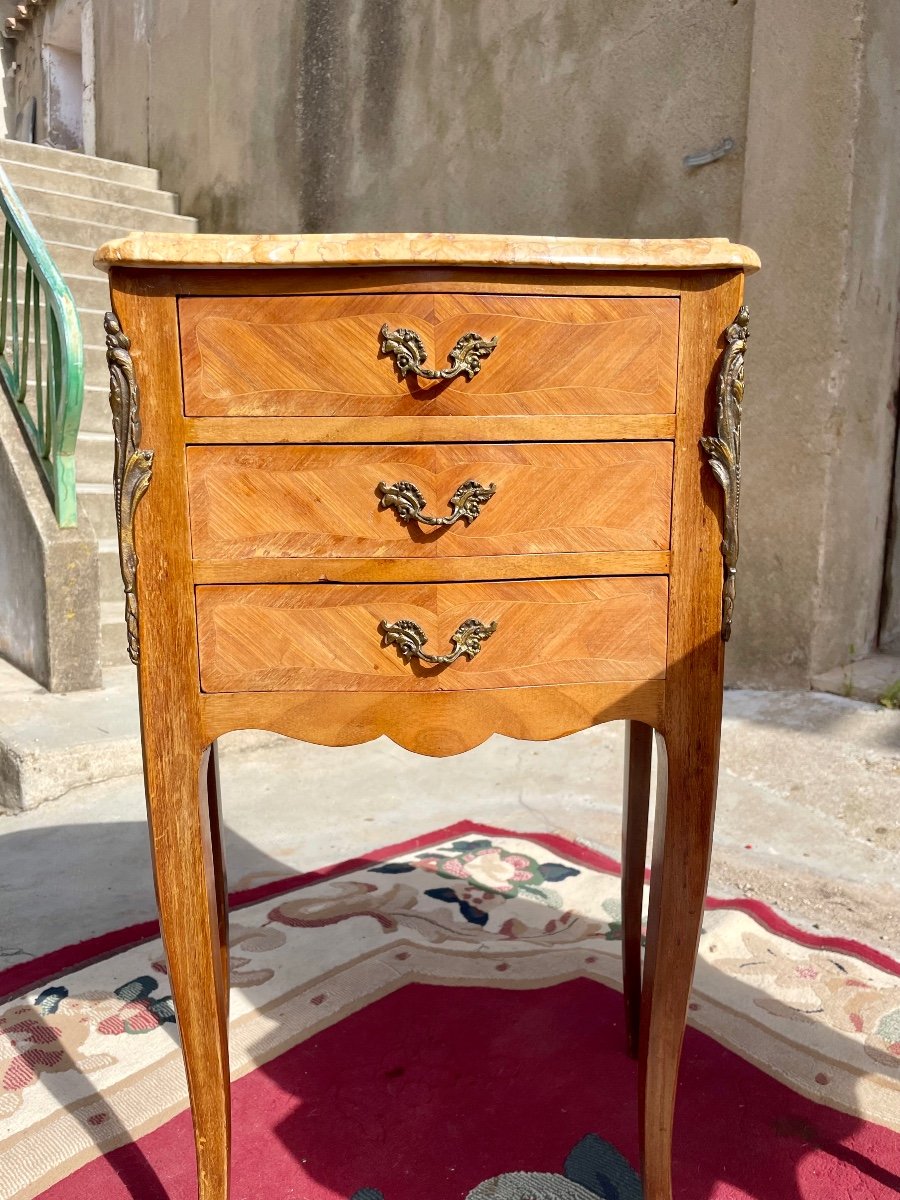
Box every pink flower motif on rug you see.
[267,841,598,947]
[718,931,900,1068]
[0,977,172,1118]
[410,838,580,901]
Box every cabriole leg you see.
[144,738,231,1199]
[621,720,652,1058]
[638,707,720,1200]
[205,739,230,1012]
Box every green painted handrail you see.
[0,161,83,526]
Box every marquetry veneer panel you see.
[186,441,674,563]
[179,293,678,417]
[195,577,668,694]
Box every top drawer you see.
[179,294,678,418]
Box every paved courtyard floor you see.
[1,689,898,971]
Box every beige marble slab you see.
[94,231,760,272]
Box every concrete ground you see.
[1,688,899,972]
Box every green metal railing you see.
[0,162,83,526]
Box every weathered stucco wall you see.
[735,0,900,686]
[3,0,92,148]
[94,0,753,236]
[85,0,900,688]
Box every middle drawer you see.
[187,442,673,562]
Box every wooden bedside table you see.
[96,232,758,1200]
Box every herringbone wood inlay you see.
[180,293,678,417]
[195,577,668,693]
[186,442,674,562]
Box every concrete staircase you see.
[0,138,198,669]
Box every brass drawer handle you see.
[377,478,496,526]
[380,324,498,381]
[380,617,497,665]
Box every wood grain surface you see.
[142,266,681,299]
[187,442,674,562]
[191,552,671,585]
[200,680,666,757]
[182,413,677,444]
[195,577,668,694]
[107,277,232,1199]
[622,719,653,1059]
[639,270,744,1200]
[180,294,678,417]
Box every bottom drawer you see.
[196,578,668,693]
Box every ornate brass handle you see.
[377,478,496,527]
[380,617,497,665]
[380,324,498,381]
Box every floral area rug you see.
[1,821,899,1199]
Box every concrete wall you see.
[93,0,754,236]
[0,402,101,692]
[735,0,900,685]
[82,0,900,687]
[3,0,93,148]
[6,2,44,143]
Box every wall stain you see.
[359,0,402,164]
[297,0,350,231]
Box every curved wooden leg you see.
[145,739,231,1199]
[621,720,652,1058]
[638,707,720,1200]
[634,257,739,1199]
[205,740,230,1014]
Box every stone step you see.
[16,185,197,234]
[0,657,142,812]
[812,652,900,706]
[75,429,114,482]
[75,480,116,538]
[0,138,161,189]
[27,354,107,400]
[29,212,196,255]
[15,264,110,312]
[1,159,180,213]
[0,655,281,811]
[61,272,111,312]
[43,241,103,277]
[97,539,122,602]
[22,326,109,389]
[100,601,132,669]
[80,338,114,385]
[25,375,109,431]
[31,218,195,260]
[28,213,146,250]
[78,385,112,434]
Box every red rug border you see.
[2,818,898,1004]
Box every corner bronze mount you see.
[379,323,498,382]
[105,311,154,665]
[701,305,748,642]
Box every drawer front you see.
[180,294,678,417]
[187,442,674,562]
[195,577,668,693]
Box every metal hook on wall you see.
[683,137,735,168]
